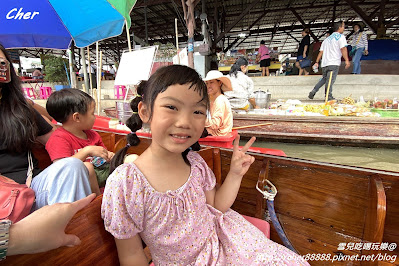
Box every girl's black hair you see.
[229,57,248,78]
[110,65,209,173]
[353,23,364,32]
[46,88,95,123]
[0,43,38,153]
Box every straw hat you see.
[203,70,233,92]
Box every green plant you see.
[43,55,69,84]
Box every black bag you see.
[299,57,311,68]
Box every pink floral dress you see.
[102,152,309,265]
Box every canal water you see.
[245,141,399,172]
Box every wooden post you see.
[182,0,195,68]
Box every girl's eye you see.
[194,110,206,115]
[165,105,177,110]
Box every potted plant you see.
[42,55,70,91]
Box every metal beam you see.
[284,30,300,43]
[378,0,386,27]
[344,0,378,33]
[247,10,269,31]
[214,0,259,44]
[386,16,399,28]
[223,37,240,52]
[290,8,319,42]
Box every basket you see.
[371,108,399,117]
[103,107,117,118]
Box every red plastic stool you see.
[40,87,52,99]
[114,85,127,99]
[242,215,270,239]
[23,87,36,99]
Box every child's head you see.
[47,88,95,126]
[110,65,208,172]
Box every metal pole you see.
[98,51,103,115]
[175,18,180,64]
[68,48,76,88]
[81,48,89,94]
[145,2,148,43]
[87,47,93,93]
[126,22,132,52]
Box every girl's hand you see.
[230,135,256,178]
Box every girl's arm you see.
[207,135,256,213]
[115,235,148,265]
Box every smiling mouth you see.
[171,134,190,139]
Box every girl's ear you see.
[138,101,150,123]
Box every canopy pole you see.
[175,18,180,64]
[68,48,76,88]
[87,47,93,94]
[81,48,89,94]
[96,42,100,114]
[126,22,132,52]
[98,51,103,115]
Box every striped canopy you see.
[0,0,136,49]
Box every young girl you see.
[102,65,308,265]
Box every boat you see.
[3,130,399,265]
[233,113,399,148]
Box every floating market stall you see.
[233,97,399,148]
[217,48,281,74]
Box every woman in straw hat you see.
[203,70,233,136]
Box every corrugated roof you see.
[16,0,399,63]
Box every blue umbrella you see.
[0,0,136,49]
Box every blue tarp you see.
[360,39,399,60]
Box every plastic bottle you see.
[312,64,318,73]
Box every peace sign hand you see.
[230,135,256,179]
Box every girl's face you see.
[240,65,248,73]
[205,79,222,98]
[139,83,207,155]
[354,25,360,32]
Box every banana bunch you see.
[304,104,323,113]
[341,96,355,105]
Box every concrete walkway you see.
[32,74,399,115]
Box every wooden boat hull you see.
[4,132,398,265]
[233,114,399,148]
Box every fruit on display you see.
[341,95,355,105]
